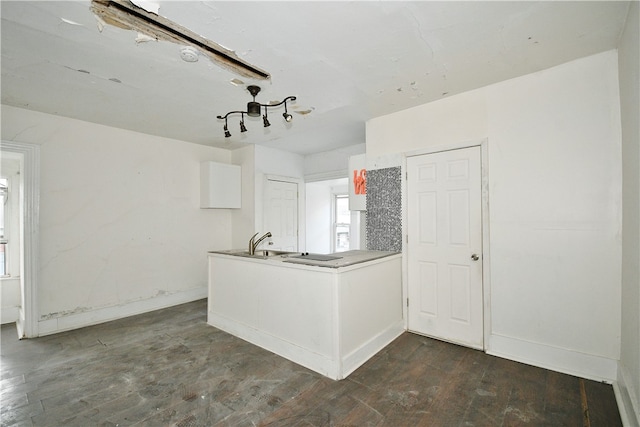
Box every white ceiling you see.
[1,1,631,156]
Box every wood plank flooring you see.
[1,299,622,426]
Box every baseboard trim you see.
[614,364,640,427]
[208,311,338,378]
[341,320,405,378]
[487,333,618,382]
[37,287,207,336]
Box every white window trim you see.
[332,193,350,253]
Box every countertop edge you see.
[208,250,401,271]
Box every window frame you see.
[332,193,350,253]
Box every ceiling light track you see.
[91,0,270,79]
[217,85,296,138]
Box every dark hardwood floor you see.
[1,299,622,426]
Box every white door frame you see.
[258,174,305,252]
[0,140,40,339]
[402,139,491,350]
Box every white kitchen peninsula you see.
[207,250,402,380]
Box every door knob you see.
[471,254,480,261]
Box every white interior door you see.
[265,179,298,251]
[407,146,483,349]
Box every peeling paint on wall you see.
[41,306,91,321]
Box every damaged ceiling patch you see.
[64,65,122,84]
[60,18,84,26]
[90,0,270,80]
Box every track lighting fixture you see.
[240,113,247,133]
[217,85,296,138]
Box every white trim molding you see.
[488,333,618,383]
[0,140,40,338]
[614,363,640,427]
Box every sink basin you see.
[227,249,295,258]
[252,250,293,257]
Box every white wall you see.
[255,145,305,179]
[1,105,233,335]
[304,143,366,182]
[486,51,621,379]
[367,90,487,157]
[367,50,622,382]
[305,181,332,254]
[231,146,255,250]
[231,145,306,249]
[618,1,640,424]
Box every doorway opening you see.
[305,178,364,254]
[0,156,21,325]
[264,178,299,252]
[406,145,485,350]
[0,141,40,339]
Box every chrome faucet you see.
[248,231,272,255]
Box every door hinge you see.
[406,298,409,307]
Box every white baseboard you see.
[208,311,338,379]
[1,306,19,325]
[207,312,404,381]
[341,320,404,378]
[487,333,618,382]
[37,287,207,336]
[615,363,640,427]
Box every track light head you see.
[283,100,293,122]
[263,114,271,128]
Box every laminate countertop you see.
[208,249,399,269]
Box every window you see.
[0,177,8,276]
[334,194,350,252]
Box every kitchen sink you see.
[252,250,294,257]
[227,249,295,258]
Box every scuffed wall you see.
[1,105,233,334]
